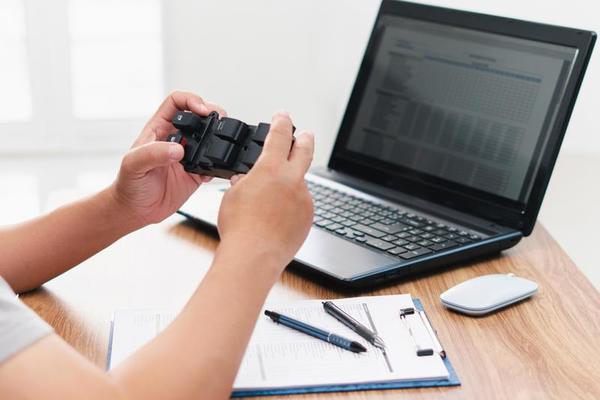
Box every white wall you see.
[163,0,600,167]
[163,0,380,166]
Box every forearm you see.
[0,187,140,293]
[0,242,284,400]
[110,240,282,400]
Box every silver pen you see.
[323,301,386,350]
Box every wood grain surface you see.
[21,215,600,399]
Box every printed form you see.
[108,294,449,391]
[235,294,448,389]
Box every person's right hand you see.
[217,112,314,271]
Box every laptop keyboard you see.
[307,181,482,260]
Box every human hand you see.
[217,112,314,270]
[110,91,227,228]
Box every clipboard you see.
[231,298,460,397]
[107,297,460,396]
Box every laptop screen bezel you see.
[327,0,596,235]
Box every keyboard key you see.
[325,223,343,231]
[353,224,385,238]
[431,237,446,244]
[344,229,363,238]
[420,233,434,239]
[404,243,421,251]
[371,222,409,234]
[405,235,420,242]
[354,236,367,243]
[456,237,472,244]
[417,240,433,247]
[387,247,407,255]
[404,219,424,228]
[400,247,432,259]
[382,235,397,242]
[393,239,409,246]
[469,234,481,240]
[348,216,364,224]
[341,220,356,227]
[366,238,395,251]
[446,233,459,240]
[429,241,458,251]
[315,219,333,228]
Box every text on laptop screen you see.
[344,15,578,203]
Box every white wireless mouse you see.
[440,273,538,316]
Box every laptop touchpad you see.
[295,228,400,281]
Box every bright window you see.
[0,0,32,122]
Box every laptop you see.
[179,1,596,287]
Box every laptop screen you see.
[341,14,578,204]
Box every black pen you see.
[322,301,386,350]
[264,310,367,353]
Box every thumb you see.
[121,141,183,175]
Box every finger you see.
[230,174,244,186]
[259,111,294,163]
[199,175,213,183]
[153,91,209,124]
[204,101,228,118]
[121,141,183,176]
[288,131,314,176]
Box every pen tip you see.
[351,342,368,353]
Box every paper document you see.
[108,294,449,391]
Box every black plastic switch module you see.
[165,111,295,179]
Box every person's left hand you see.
[109,91,227,228]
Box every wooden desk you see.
[21,215,600,399]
